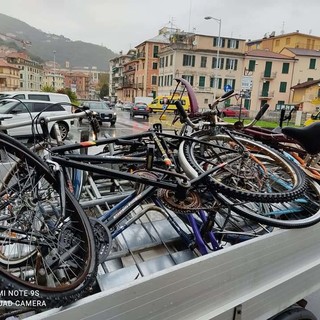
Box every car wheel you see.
[110,121,116,126]
[51,122,69,141]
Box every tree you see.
[99,84,109,99]
[42,85,55,92]
[57,88,78,104]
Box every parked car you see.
[122,102,134,111]
[130,102,150,118]
[0,99,72,140]
[219,105,249,118]
[0,91,71,105]
[80,100,117,125]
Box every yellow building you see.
[0,58,19,90]
[246,31,320,53]
[291,79,320,112]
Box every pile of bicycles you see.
[0,78,320,313]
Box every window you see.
[226,59,238,70]
[152,75,157,85]
[199,76,205,87]
[227,39,239,49]
[248,60,256,72]
[282,63,289,74]
[279,82,287,93]
[210,77,222,89]
[170,55,173,66]
[212,57,224,69]
[182,75,194,85]
[213,37,224,48]
[159,57,164,68]
[286,38,291,45]
[165,56,168,67]
[28,94,50,101]
[275,39,280,47]
[153,45,159,58]
[224,78,236,90]
[182,55,195,67]
[152,62,158,69]
[13,94,25,99]
[309,58,316,69]
[200,56,207,68]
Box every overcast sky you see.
[1,0,319,53]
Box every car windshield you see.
[0,94,11,100]
[87,102,108,110]
[0,100,18,113]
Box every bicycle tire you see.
[181,131,306,203]
[216,177,320,228]
[0,132,97,308]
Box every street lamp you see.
[204,16,221,101]
[53,50,56,90]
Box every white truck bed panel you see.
[26,221,320,320]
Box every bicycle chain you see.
[157,188,203,214]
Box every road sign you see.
[241,76,253,90]
[224,84,232,92]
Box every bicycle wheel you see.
[0,132,97,308]
[215,178,320,228]
[181,131,306,203]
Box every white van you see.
[0,99,72,140]
[0,91,72,112]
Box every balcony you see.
[258,90,274,99]
[261,72,277,80]
[134,83,144,89]
[131,52,145,60]
[122,81,134,88]
[193,86,214,94]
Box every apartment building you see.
[0,58,19,90]
[243,50,296,111]
[109,49,137,102]
[6,52,44,91]
[42,67,65,91]
[158,31,246,107]
[291,79,320,112]
[110,30,320,112]
[246,31,320,53]
[63,71,90,99]
[109,27,177,102]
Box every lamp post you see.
[204,16,221,101]
[53,50,56,90]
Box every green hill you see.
[0,13,117,70]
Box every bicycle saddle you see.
[282,122,320,154]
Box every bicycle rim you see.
[0,133,97,307]
[181,132,306,203]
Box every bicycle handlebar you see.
[0,110,93,130]
[254,104,270,121]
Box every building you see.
[291,79,320,112]
[243,50,296,111]
[63,71,90,99]
[109,49,137,102]
[280,48,320,85]
[0,58,19,90]
[246,31,320,53]
[109,27,177,102]
[158,31,246,107]
[6,52,44,91]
